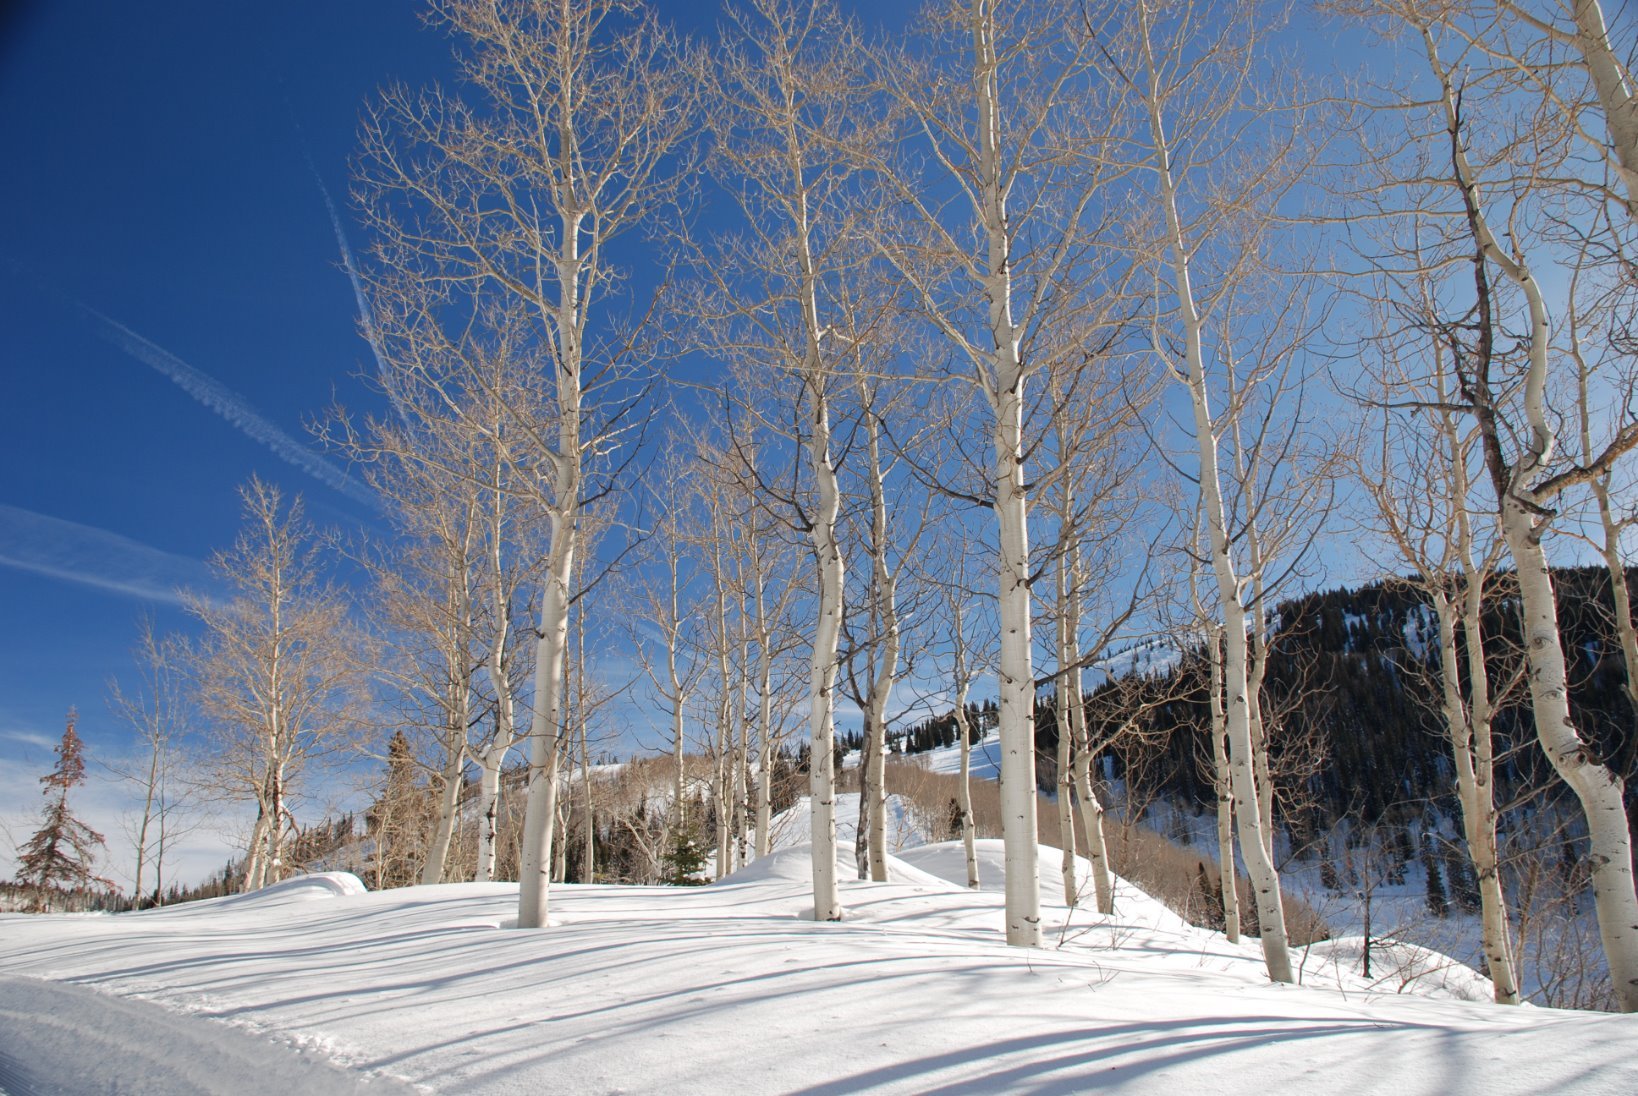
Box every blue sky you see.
[0,0,921,883]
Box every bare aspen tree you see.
[835,295,926,884]
[358,0,691,928]
[1112,0,1330,982]
[925,529,988,890]
[1567,270,1638,763]
[105,619,193,903]
[1477,1,1638,220]
[629,451,708,840]
[687,0,891,920]
[356,453,481,887]
[1344,0,1638,1007]
[324,287,546,887]
[1354,289,1522,1004]
[188,479,367,892]
[872,0,1126,947]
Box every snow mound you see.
[1300,936,1496,1002]
[155,873,368,915]
[716,842,960,892]
[897,839,1195,933]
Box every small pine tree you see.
[1423,835,1448,917]
[661,822,709,886]
[1195,862,1225,930]
[13,710,110,911]
[369,730,429,889]
[1441,837,1480,914]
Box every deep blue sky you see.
[0,0,917,880]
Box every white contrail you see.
[0,504,210,605]
[303,152,411,428]
[79,306,379,511]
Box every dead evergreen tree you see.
[13,710,110,912]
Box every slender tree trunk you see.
[1143,14,1290,979]
[1504,512,1638,1009]
[950,598,980,891]
[422,740,465,886]
[1569,0,1638,218]
[1055,545,1080,907]
[1434,592,1520,1003]
[1068,678,1113,913]
[799,348,844,919]
[973,0,1043,948]
[475,742,506,883]
[1210,627,1240,943]
[517,498,576,926]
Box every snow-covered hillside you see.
[3,834,1634,1094]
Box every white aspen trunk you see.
[1593,483,1638,724]
[972,0,1042,950]
[755,652,774,858]
[1431,29,1638,1002]
[1436,371,1519,1005]
[863,412,897,884]
[477,453,516,886]
[1570,0,1638,217]
[242,806,269,893]
[1245,554,1275,858]
[855,754,872,881]
[951,599,980,891]
[733,639,751,871]
[1055,547,1080,907]
[715,732,731,880]
[1061,540,1113,916]
[1434,592,1520,1004]
[422,740,465,886]
[580,709,594,884]
[1210,627,1240,943]
[268,764,287,885]
[517,501,575,926]
[552,771,570,884]
[474,742,506,883]
[955,702,980,890]
[670,624,687,831]
[807,474,844,921]
[791,188,843,922]
[1143,19,1290,978]
[1068,676,1114,915]
[133,746,160,900]
[1503,511,1638,1010]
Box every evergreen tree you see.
[13,710,110,911]
[1422,834,1448,917]
[661,821,708,886]
[370,730,429,889]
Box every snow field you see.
[2,831,1636,1094]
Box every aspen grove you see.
[49,0,1638,1022]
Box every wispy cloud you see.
[1,728,57,749]
[0,504,210,605]
[78,305,380,511]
